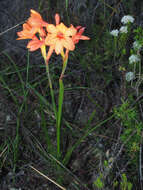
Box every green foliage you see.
[114,100,142,165]
[113,173,132,190]
[120,173,133,190]
[93,174,104,189]
[134,26,143,44]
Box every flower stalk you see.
[45,59,57,119]
[17,9,90,159]
[56,52,68,158]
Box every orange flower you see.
[17,10,90,63]
[17,9,47,40]
[45,14,77,62]
[45,24,90,63]
[46,23,76,54]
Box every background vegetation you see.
[0,0,143,189]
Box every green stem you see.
[57,55,68,158]
[45,60,57,119]
[57,79,64,158]
[45,52,68,159]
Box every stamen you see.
[57,32,64,39]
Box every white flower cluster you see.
[129,54,140,64]
[128,42,142,81]
[110,15,134,36]
[110,29,119,37]
[126,72,135,82]
[119,26,128,33]
[133,41,142,50]
[121,15,134,25]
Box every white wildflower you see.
[119,26,128,33]
[133,41,142,50]
[126,72,135,82]
[129,54,140,64]
[110,29,119,37]
[6,115,11,122]
[121,15,134,24]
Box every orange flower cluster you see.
[17,9,90,62]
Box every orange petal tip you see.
[55,13,60,25]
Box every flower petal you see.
[65,25,77,36]
[46,24,57,33]
[78,27,85,35]
[30,9,42,19]
[62,37,75,51]
[17,31,34,40]
[55,40,63,54]
[27,38,44,51]
[46,45,55,63]
[28,9,48,27]
[80,35,90,40]
[39,27,46,37]
[57,23,67,34]
[76,26,82,30]
[72,27,90,44]
[23,23,31,30]
[45,34,57,45]
[55,13,60,25]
